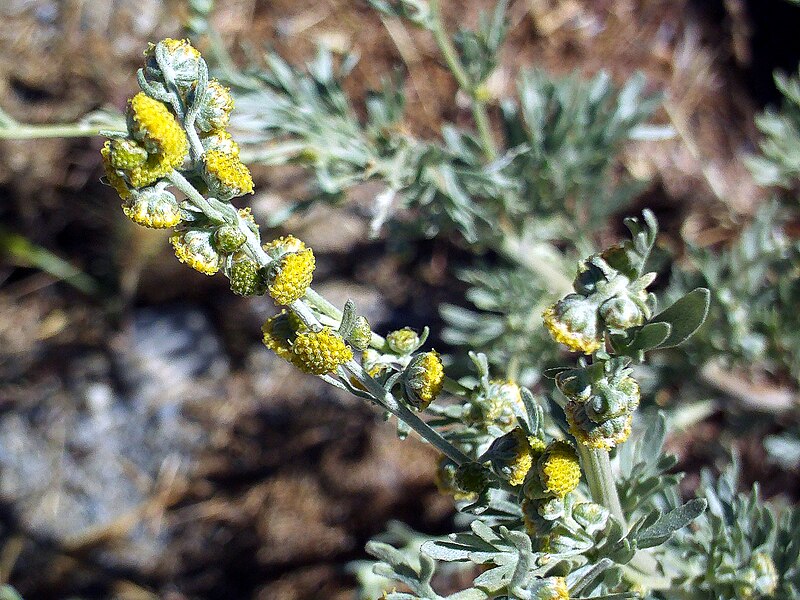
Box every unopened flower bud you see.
[214,225,247,254]
[402,351,444,410]
[122,185,182,229]
[190,79,235,132]
[543,294,603,354]
[386,327,421,355]
[144,38,202,91]
[348,316,373,351]
[171,229,222,275]
[599,295,644,330]
[229,258,267,296]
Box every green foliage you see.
[665,461,799,599]
[747,67,800,187]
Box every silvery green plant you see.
[2,0,798,597]
[91,29,800,600]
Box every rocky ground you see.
[0,1,799,598]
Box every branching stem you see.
[429,0,497,160]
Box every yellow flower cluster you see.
[170,230,222,275]
[261,312,298,364]
[267,248,316,305]
[507,428,534,486]
[122,196,181,229]
[291,327,353,375]
[543,304,602,355]
[539,441,581,498]
[566,408,633,451]
[407,351,444,410]
[204,149,254,199]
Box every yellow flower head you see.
[507,428,534,486]
[122,188,182,229]
[261,311,301,363]
[101,142,132,200]
[543,299,603,355]
[267,248,316,305]
[566,404,632,451]
[203,149,254,199]
[128,92,188,161]
[291,327,353,375]
[539,440,581,498]
[170,230,222,275]
[403,351,444,410]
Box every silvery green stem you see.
[347,360,471,466]
[428,0,497,160]
[576,443,626,527]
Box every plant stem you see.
[348,360,471,465]
[429,0,497,160]
[0,122,124,140]
[576,444,626,526]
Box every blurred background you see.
[1,0,799,598]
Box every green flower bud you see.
[386,327,421,355]
[559,360,640,450]
[454,462,489,496]
[599,295,645,330]
[571,502,609,534]
[543,294,603,354]
[214,225,247,254]
[190,79,235,132]
[229,258,267,296]
[348,316,373,351]
[144,38,202,91]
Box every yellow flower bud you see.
[402,351,444,410]
[539,440,581,499]
[170,230,222,275]
[267,248,316,305]
[543,295,603,354]
[533,576,569,600]
[291,327,353,375]
[203,149,254,200]
[122,186,182,229]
